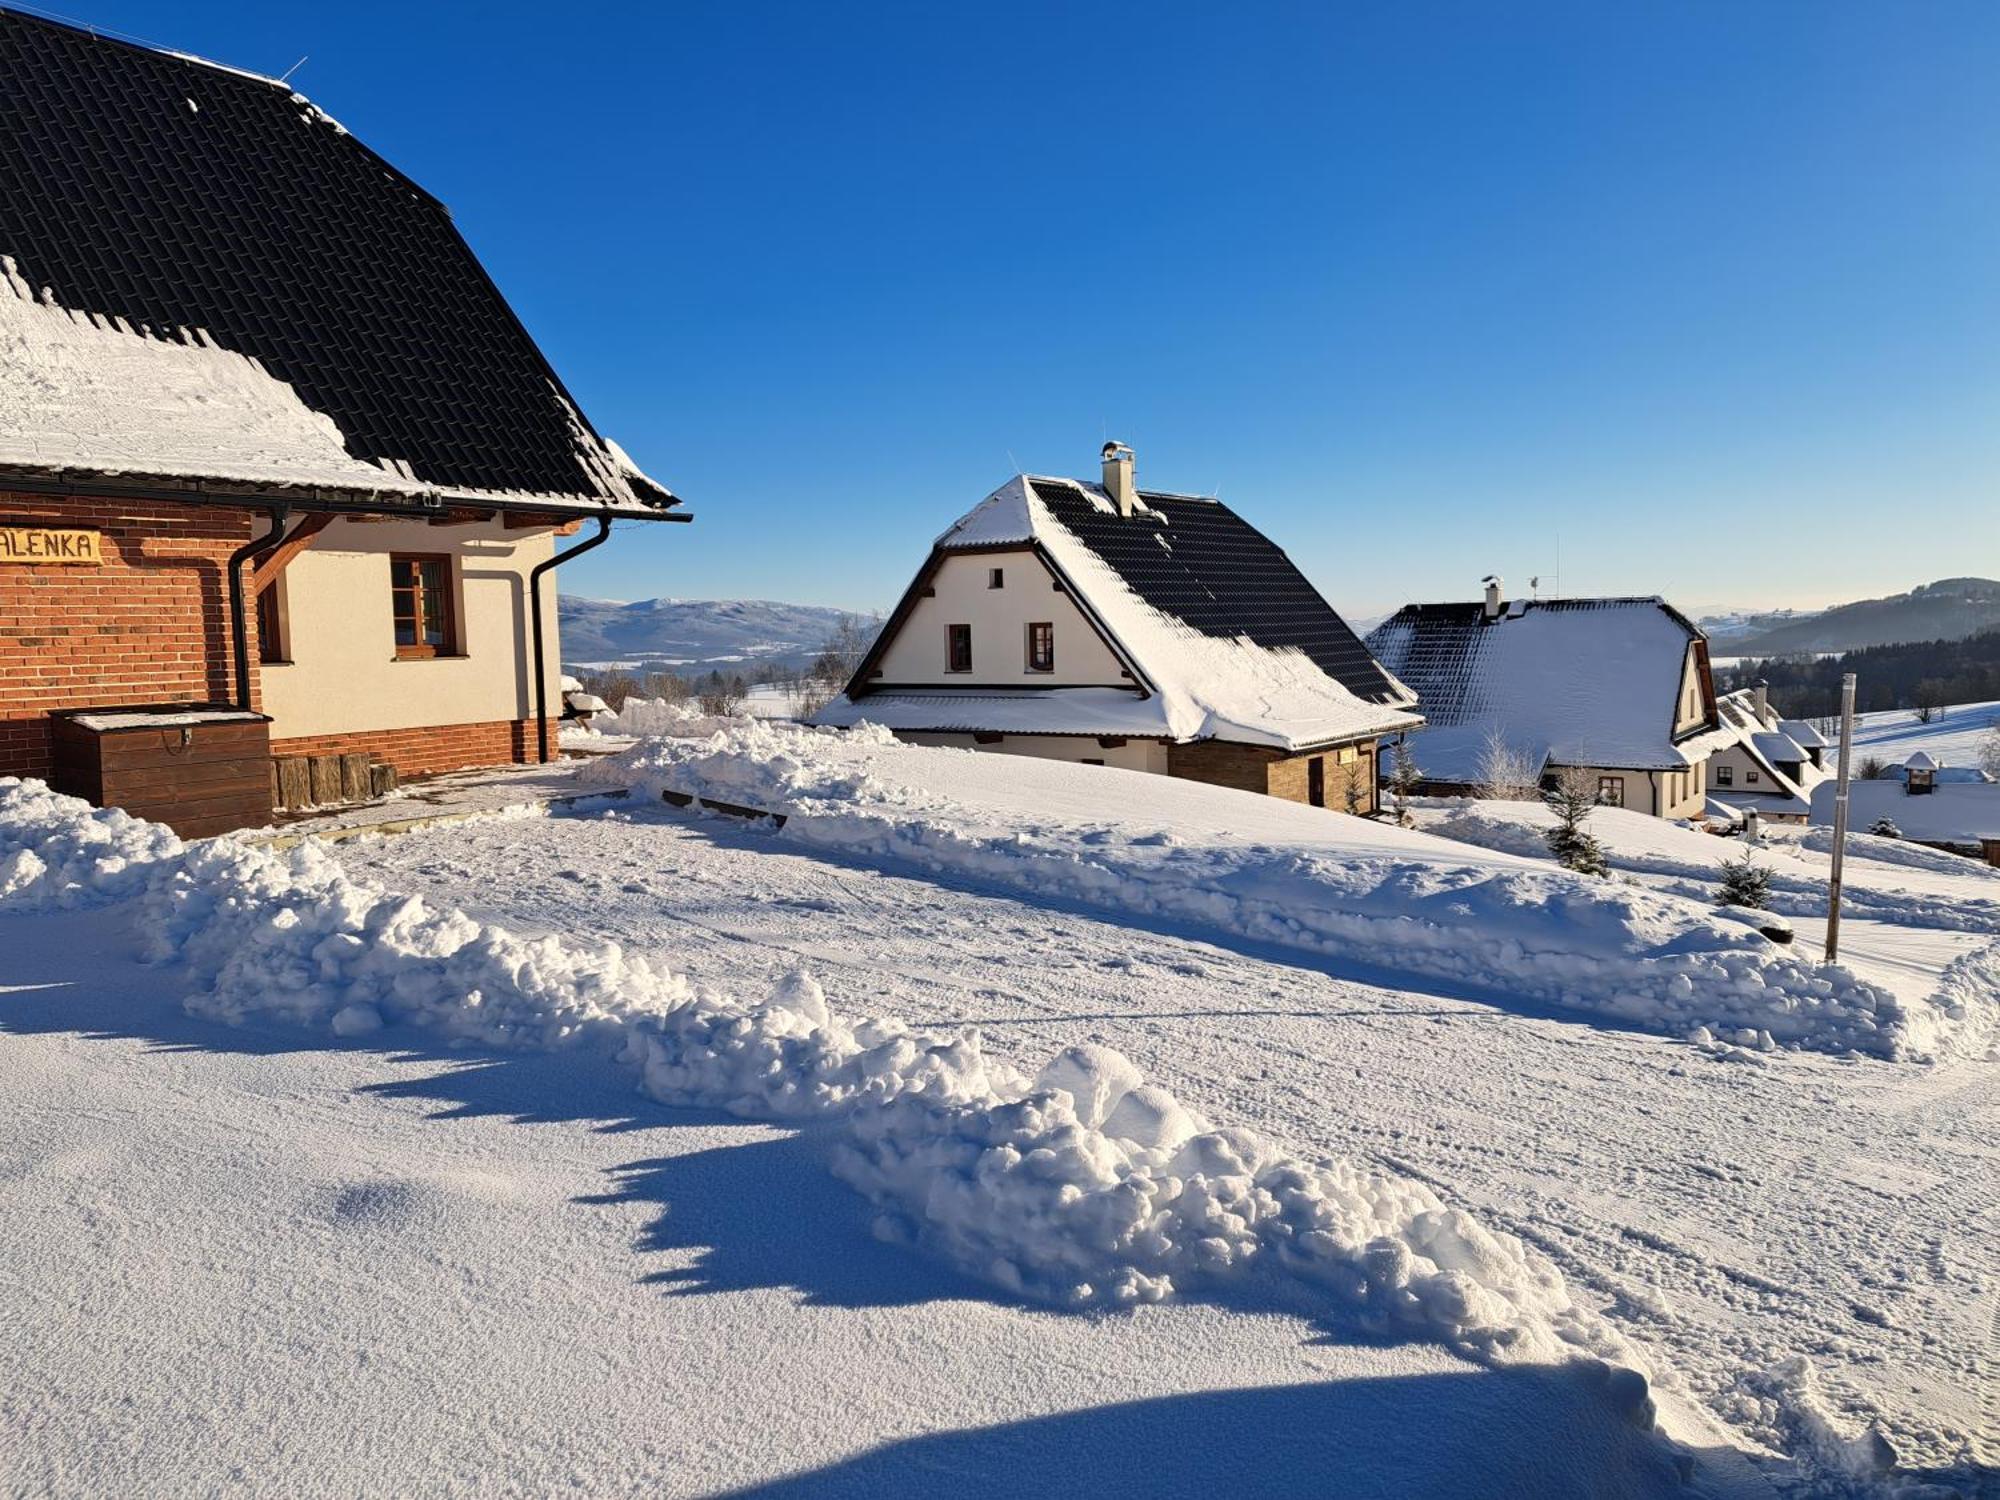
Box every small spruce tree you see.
[1867,816,1902,839]
[1388,737,1420,827]
[1716,847,1772,909]
[1543,768,1609,876]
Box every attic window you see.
[947,623,972,673]
[1026,622,1054,673]
[988,567,1005,589]
[1715,764,1733,786]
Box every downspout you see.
[226,505,293,711]
[528,514,613,763]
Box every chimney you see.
[1752,679,1770,722]
[1482,575,1504,621]
[1102,441,1136,518]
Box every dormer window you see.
[988,567,1005,589]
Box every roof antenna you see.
[278,54,308,83]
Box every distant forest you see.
[1718,628,2000,719]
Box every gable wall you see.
[872,550,1129,687]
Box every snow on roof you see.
[1812,779,2000,844]
[1752,731,1809,766]
[0,10,676,517]
[1778,718,1827,748]
[1905,751,1941,770]
[881,475,1420,752]
[815,688,1177,739]
[1366,597,1707,780]
[1710,786,1812,819]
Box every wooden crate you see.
[50,705,273,839]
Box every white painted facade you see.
[871,550,1131,688]
[258,516,561,740]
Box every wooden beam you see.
[503,512,586,534]
[427,509,499,527]
[249,512,334,593]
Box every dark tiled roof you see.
[1025,480,1407,705]
[0,8,673,509]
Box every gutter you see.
[0,470,691,525]
[527,514,613,764]
[225,505,297,710]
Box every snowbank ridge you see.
[0,779,1623,1368]
[578,724,1949,1059]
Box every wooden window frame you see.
[987,566,1005,590]
[1714,763,1733,786]
[1025,621,1054,673]
[946,623,972,673]
[1597,775,1625,808]
[1745,769,1759,784]
[391,552,460,660]
[255,579,288,665]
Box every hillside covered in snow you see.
[558,595,877,673]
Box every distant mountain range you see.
[1701,578,2000,658]
[559,597,874,674]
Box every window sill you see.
[260,658,295,667]
[392,652,469,662]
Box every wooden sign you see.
[0,526,101,564]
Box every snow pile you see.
[0,781,1625,1366]
[1433,800,2000,936]
[593,697,749,740]
[579,724,1943,1058]
[1801,824,2000,878]
[0,778,183,911]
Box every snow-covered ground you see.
[4,727,1996,1496]
[1850,700,2000,771]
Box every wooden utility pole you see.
[1825,672,1857,963]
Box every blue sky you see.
[53,1,2000,618]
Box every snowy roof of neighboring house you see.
[1752,731,1809,766]
[1811,779,2000,843]
[1905,751,1941,770]
[1709,786,1813,819]
[1702,796,1745,826]
[829,475,1421,752]
[816,688,1182,740]
[1364,596,1711,780]
[0,9,677,519]
[1882,762,1993,785]
[1779,718,1827,749]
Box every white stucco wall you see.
[896,730,1170,775]
[873,551,1130,687]
[1551,760,1705,819]
[259,516,559,739]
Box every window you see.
[1715,764,1733,786]
[1597,776,1625,807]
[1026,622,1054,672]
[1746,769,1759,784]
[988,567,1005,589]
[255,582,286,664]
[391,553,457,658]
[947,623,972,672]
[1308,757,1326,808]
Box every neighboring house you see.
[814,445,1421,811]
[1812,753,2000,866]
[0,10,684,834]
[1366,585,1731,818]
[1706,684,1830,823]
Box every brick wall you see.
[0,493,254,779]
[271,717,554,780]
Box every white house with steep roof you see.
[814,444,1420,812]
